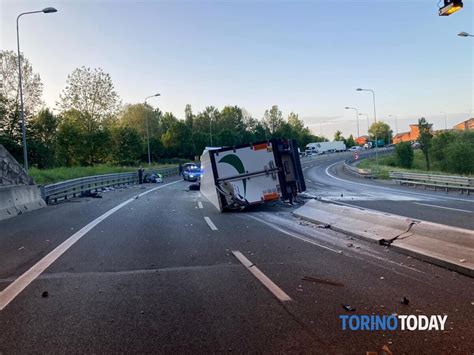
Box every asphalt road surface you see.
[0,174,473,353]
[301,152,474,230]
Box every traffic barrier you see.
[389,171,473,195]
[0,185,46,221]
[294,199,474,277]
[42,167,179,204]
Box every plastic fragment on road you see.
[400,296,410,305]
[41,291,48,298]
[302,276,344,287]
[381,344,393,355]
[318,224,331,229]
[342,304,356,312]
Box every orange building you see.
[453,118,474,131]
[392,124,424,144]
[355,135,369,145]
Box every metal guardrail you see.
[389,171,473,195]
[344,161,378,178]
[342,147,394,179]
[41,167,179,204]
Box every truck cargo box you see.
[200,139,306,212]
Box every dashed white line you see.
[413,202,472,213]
[198,201,203,209]
[204,216,218,231]
[231,251,292,302]
[0,180,181,311]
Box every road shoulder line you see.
[231,251,292,302]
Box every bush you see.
[444,141,474,175]
[395,142,414,168]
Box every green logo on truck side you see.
[218,154,247,196]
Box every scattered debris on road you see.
[342,304,356,312]
[302,276,344,287]
[188,183,200,191]
[317,224,331,229]
[80,190,102,198]
[41,291,48,298]
[401,296,410,305]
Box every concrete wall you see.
[0,145,33,186]
[0,185,46,221]
[0,145,44,221]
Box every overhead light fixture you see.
[439,0,463,16]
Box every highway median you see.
[293,199,474,277]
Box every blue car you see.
[182,166,201,181]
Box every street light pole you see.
[357,88,378,166]
[144,93,160,166]
[345,107,360,138]
[16,7,57,173]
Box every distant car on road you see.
[348,146,362,151]
[183,166,201,181]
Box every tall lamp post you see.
[345,107,360,138]
[356,88,378,166]
[144,93,160,166]
[17,7,58,173]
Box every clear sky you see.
[1,0,473,138]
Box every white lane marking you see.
[324,162,474,203]
[413,202,472,213]
[0,180,181,311]
[247,215,341,254]
[231,251,292,302]
[198,201,203,209]
[204,216,218,231]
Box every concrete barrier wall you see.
[0,185,46,221]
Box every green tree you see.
[430,130,456,170]
[192,131,210,156]
[346,134,355,148]
[263,105,284,135]
[444,140,474,174]
[58,66,121,122]
[395,141,414,168]
[185,104,194,129]
[0,50,43,152]
[111,126,143,165]
[29,109,58,168]
[161,121,194,158]
[217,129,237,146]
[368,121,392,144]
[334,130,345,142]
[417,117,433,170]
[119,104,161,138]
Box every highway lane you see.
[1,177,473,353]
[300,153,474,229]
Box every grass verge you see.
[30,164,178,185]
[356,150,463,179]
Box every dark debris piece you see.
[41,291,49,298]
[400,297,410,305]
[342,304,356,312]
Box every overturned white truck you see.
[200,139,306,212]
